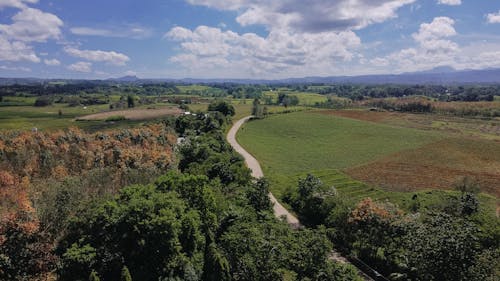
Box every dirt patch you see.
[77,107,182,121]
[315,109,395,123]
[316,109,500,141]
[345,138,500,197]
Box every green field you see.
[263,91,328,105]
[236,110,498,214]
[237,111,441,176]
[176,85,213,92]
[0,103,172,131]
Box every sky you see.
[1,0,500,79]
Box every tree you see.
[58,184,205,281]
[404,213,481,281]
[34,96,52,107]
[252,98,263,118]
[121,266,132,281]
[127,95,135,108]
[207,100,235,117]
[89,270,101,281]
[453,176,480,216]
[246,178,272,212]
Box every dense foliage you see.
[1,112,362,281]
[284,174,500,281]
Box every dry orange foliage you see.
[349,198,402,224]
[0,123,176,221]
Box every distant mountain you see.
[108,75,140,82]
[173,67,500,85]
[2,67,500,85]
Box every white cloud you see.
[0,7,63,42]
[0,35,39,62]
[68,61,92,73]
[486,10,500,24]
[412,17,456,42]
[187,0,415,32]
[0,0,38,9]
[437,0,461,6]
[0,3,62,65]
[64,47,130,66]
[167,25,360,78]
[0,65,31,72]
[379,17,459,71]
[70,25,152,39]
[376,17,500,72]
[169,0,417,77]
[44,58,60,66]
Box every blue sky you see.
[1,0,500,79]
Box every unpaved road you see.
[227,116,301,229]
[227,116,374,280]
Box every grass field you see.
[0,102,182,131]
[236,110,499,213]
[77,106,182,121]
[176,85,212,92]
[0,104,112,131]
[263,91,328,105]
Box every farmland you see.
[76,106,182,121]
[236,110,499,212]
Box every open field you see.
[236,110,499,212]
[324,109,500,140]
[76,106,182,121]
[0,101,181,131]
[346,137,500,197]
[237,111,442,195]
[263,90,328,105]
[0,103,111,131]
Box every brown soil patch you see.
[77,106,182,121]
[316,109,395,123]
[345,138,500,198]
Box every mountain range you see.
[2,67,500,85]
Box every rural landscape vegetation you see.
[1,0,500,281]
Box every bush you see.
[105,115,127,122]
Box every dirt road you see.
[227,116,301,229]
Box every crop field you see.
[0,103,111,130]
[76,106,182,121]
[0,101,181,131]
[237,111,442,193]
[236,110,499,212]
[325,109,500,140]
[176,85,213,92]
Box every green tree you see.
[121,266,132,281]
[207,100,235,117]
[246,178,272,212]
[89,270,101,281]
[59,184,205,281]
[405,213,481,281]
[252,98,263,118]
[127,95,135,108]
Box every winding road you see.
[227,116,375,281]
[227,116,301,229]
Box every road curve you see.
[227,116,301,229]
